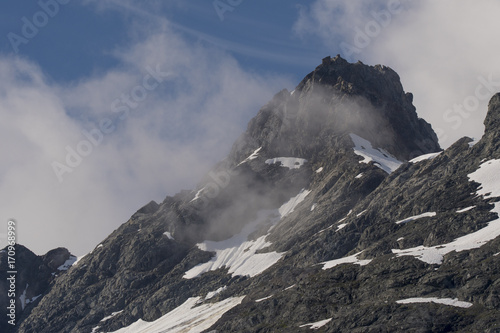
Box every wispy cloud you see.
[82,0,316,68]
[0,20,292,255]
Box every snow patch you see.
[468,138,479,147]
[190,187,206,202]
[457,206,475,213]
[265,157,307,169]
[101,310,124,322]
[284,284,296,291]
[73,254,87,267]
[19,284,28,310]
[238,147,262,166]
[184,189,311,279]
[18,285,41,310]
[255,295,273,303]
[356,210,367,217]
[58,255,78,271]
[279,189,311,217]
[470,159,500,198]
[106,296,244,333]
[300,318,332,329]
[392,218,500,264]
[355,173,363,179]
[205,286,227,300]
[494,252,500,256]
[336,223,348,231]
[393,159,500,264]
[183,213,280,279]
[349,133,402,174]
[316,217,348,235]
[397,237,405,241]
[29,294,41,305]
[163,232,174,240]
[315,167,323,173]
[396,297,472,308]
[395,212,436,225]
[322,252,372,270]
[409,152,442,163]
[311,203,317,211]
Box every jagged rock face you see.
[0,246,73,333]
[13,58,500,333]
[479,92,500,157]
[230,55,440,163]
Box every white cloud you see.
[0,25,291,256]
[293,0,500,147]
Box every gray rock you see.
[12,56,500,333]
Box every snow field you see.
[265,157,307,169]
[190,187,205,202]
[349,134,402,174]
[321,251,372,270]
[163,232,174,240]
[396,297,472,308]
[237,147,262,166]
[395,212,436,225]
[184,189,311,279]
[300,318,332,329]
[409,152,442,163]
[58,255,78,271]
[104,296,245,333]
[457,206,475,213]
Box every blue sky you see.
[1,1,324,83]
[1,0,499,255]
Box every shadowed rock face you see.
[480,93,500,157]
[0,246,73,333]
[230,55,440,164]
[10,57,500,333]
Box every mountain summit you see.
[5,57,500,332]
[230,55,440,165]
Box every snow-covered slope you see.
[350,134,403,173]
[103,297,244,333]
[184,189,311,279]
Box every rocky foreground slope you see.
[3,56,500,332]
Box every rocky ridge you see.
[0,246,75,332]
[4,56,500,332]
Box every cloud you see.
[0,23,292,256]
[293,0,500,147]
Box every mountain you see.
[4,55,500,332]
[0,246,76,332]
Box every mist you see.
[0,28,292,256]
[293,0,500,148]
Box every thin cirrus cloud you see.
[293,0,500,147]
[0,25,292,256]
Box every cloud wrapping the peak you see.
[294,0,500,147]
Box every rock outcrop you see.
[0,246,74,333]
[8,56,500,333]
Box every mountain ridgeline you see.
[4,56,500,332]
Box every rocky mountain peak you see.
[485,93,500,134]
[9,59,500,333]
[474,92,500,158]
[231,55,440,164]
